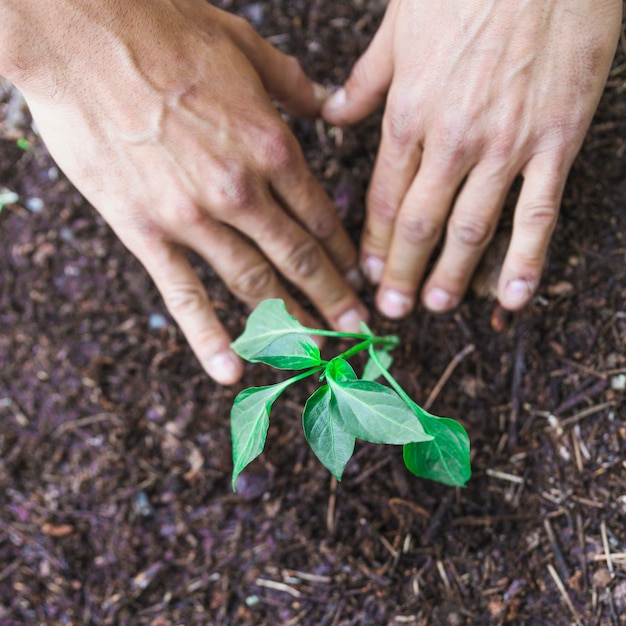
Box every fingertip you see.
[321,87,347,122]
[422,287,457,313]
[336,306,369,334]
[377,288,414,320]
[205,350,244,385]
[499,278,537,310]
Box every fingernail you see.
[323,87,346,115]
[379,290,413,319]
[344,267,364,291]
[363,257,385,284]
[313,82,331,104]
[424,288,454,312]
[207,351,241,385]
[505,279,534,308]
[337,308,365,334]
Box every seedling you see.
[230,299,471,490]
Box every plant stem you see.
[368,345,415,408]
[335,339,372,362]
[303,328,370,341]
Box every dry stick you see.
[424,344,476,411]
[558,402,615,429]
[327,476,337,536]
[593,552,626,562]
[601,520,615,575]
[576,512,589,593]
[509,329,526,448]
[547,563,584,626]
[255,577,302,598]
[544,518,571,581]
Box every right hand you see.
[2,0,367,384]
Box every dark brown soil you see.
[1,2,625,624]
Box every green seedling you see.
[229,299,471,490]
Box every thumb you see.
[224,14,328,118]
[322,13,394,126]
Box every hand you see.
[323,0,622,318]
[2,0,368,384]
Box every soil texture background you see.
[1,1,625,624]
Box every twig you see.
[486,469,525,484]
[547,563,583,626]
[424,344,475,411]
[544,519,571,581]
[52,412,122,437]
[576,513,588,592]
[554,379,608,416]
[255,578,302,598]
[436,560,452,593]
[601,520,614,575]
[509,329,526,447]
[592,552,626,562]
[545,402,615,431]
[422,493,454,545]
[327,475,337,535]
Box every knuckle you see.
[489,131,518,159]
[283,239,323,279]
[212,165,258,213]
[163,283,208,317]
[307,204,338,240]
[398,211,441,245]
[384,102,414,149]
[284,54,305,84]
[229,262,275,300]
[258,126,297,173]
[520,201,558,230]
[170,200,206,228]
[367,185,399,223]
[230,14,256,38]
[434,122,473,172]
[449,215,493,247]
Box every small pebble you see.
[610,374,626,391]
[148,313,168,329]
[25,197,44,213]
[134,491,155,518]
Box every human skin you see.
[323,0,623,319]
[0,0,368,385]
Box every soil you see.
[1,2,625,625]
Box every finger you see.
[322,5,395,125]
[420,160,515,312]
[497,156,564,310]
[180,217,323,330]
[360,93,424,285]
[134,238,244,385]
[375,149,473,319]
[264,133,362,288]
[223,13,328,118]
[225,191,369,333]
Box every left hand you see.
[323,0,622,318]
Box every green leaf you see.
[325,358,433,445]
[244,333,323,370]
[303,385,356,481]
[230,379,293,490]
[231,299,321,369]
[362,349,393,382]
[402,403,471,487]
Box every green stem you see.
[286,365,326,384]
[303,327,370,341]
[368,345,414,408]
[335,339,372,362]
